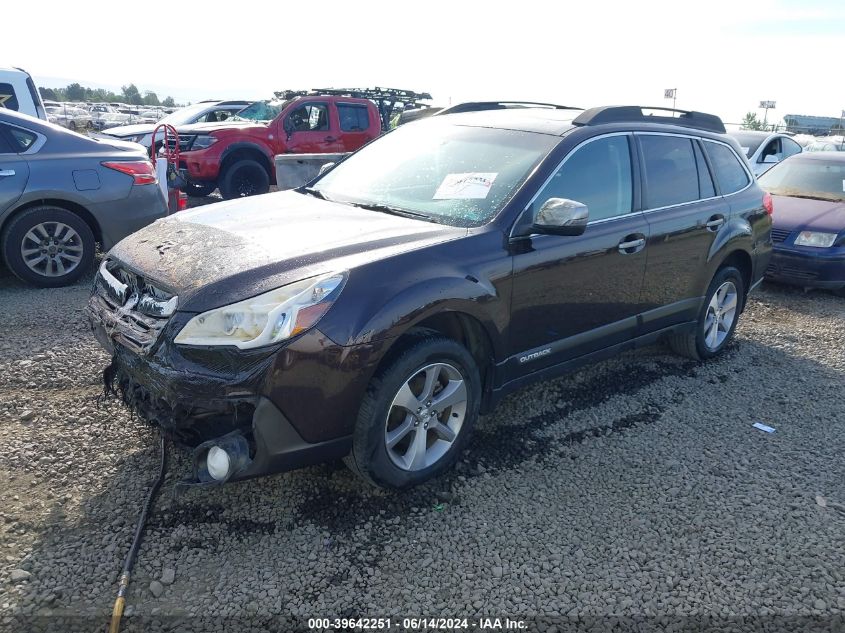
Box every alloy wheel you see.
[703,281,738,351]
[384,362,468,471]
[20,222,84,278]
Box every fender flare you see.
[349,275,507,361]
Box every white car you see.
[728,131,803,177]
[101,100,251,148]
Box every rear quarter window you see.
[8,127,37,151]
[0,83,21,112]
[704,141,750,194]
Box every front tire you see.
[1,206,95,287]
[346,332,481,489]
[668,266,744,360]
[185,181,216,197]
[218,159,270,199]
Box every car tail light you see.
[177,191,188,211]
[762,192,773,216]
[102,160,157,185]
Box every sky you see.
[5,0,844,126]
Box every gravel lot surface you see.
[0,250,843,632]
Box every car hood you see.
[108,191,466,312]
[771,194,845,234]
[101,123,154,137]
[174,120,263,135]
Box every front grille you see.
[164,135,195,152]
[771,228,792,243]
[90,259,177,354]
[766,263,818,281]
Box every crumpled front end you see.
[87,258,360,483]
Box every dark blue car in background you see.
[759,152,845,296]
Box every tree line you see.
[38,82,180,107]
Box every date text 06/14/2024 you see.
[307,617,528,630]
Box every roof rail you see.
[437,101,582,115]
[572,106,726,134]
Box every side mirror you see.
[532,198,589,236]
[762,154,780,164]
[283,118,294,139]
[318,162,335,176]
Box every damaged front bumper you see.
[87,260,374,484]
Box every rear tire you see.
[668,266,745,360]
[219,159,269,199]
[1,206,95,288]
[345,331,481,489]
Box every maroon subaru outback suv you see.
[88,105,772,489]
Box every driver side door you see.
[506,133,649,380]
[282,102,344,154]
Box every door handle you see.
[705,215,725,231]
[324,136,337,143]
[618,237,646,253]
[0,169,15,177]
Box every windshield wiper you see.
[300,187,328,200]
[347,202,432,221]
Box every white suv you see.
[0,67,46,120]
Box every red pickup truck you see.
[171,95,381,199]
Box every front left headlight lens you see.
[191,135,218,150]
[174,272,346,349]
[793,231,837,248]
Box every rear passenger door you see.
[636,133,728,331]
[0,123,31,215]
[336,102,373,152]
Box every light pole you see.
[759,100,776,131]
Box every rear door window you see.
[337,104,370,131]
[0,83,20,112]
[538,135,633,222]
[704,141,750,194]
[639,135,699,208]
[0,126,14,153]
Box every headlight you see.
[174,272,346,349]
[191,135,218,150]
[793,231,837,248]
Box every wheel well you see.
[390,312,495,395]
[1,198,102,245]
[220,148,273,181]
[718,249,752,297]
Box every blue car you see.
[759,152,845,296]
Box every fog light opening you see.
[193,432,252,485]
[206,446,232,481]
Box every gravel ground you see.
[0,254,843,632]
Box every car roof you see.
[439,106,731,140]
[441,108,581,135]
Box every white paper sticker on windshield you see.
[842,179,845,192]
[434,173,498,199]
